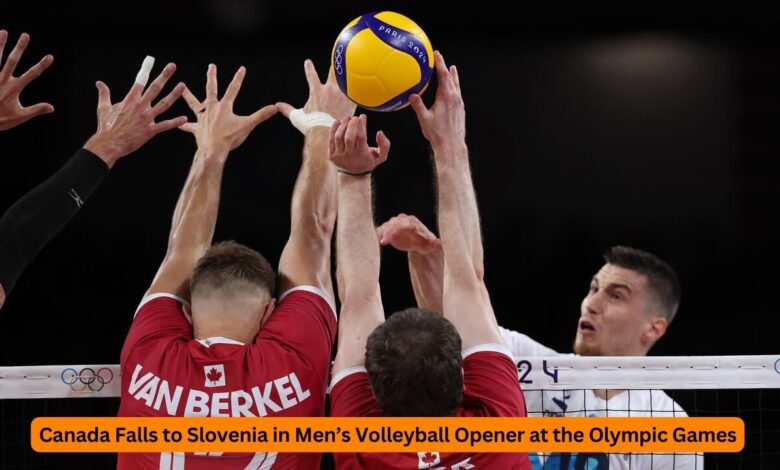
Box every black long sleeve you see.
[0,148,109,295]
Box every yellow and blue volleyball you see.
[332,11,434,112]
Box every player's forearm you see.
[408,249,444,313]
[334,173,383,370]
[164,150,226,264]
[336,174,381,304]
[166,153,199,248]
[0,148,108,294]
[290,128,337,244]
[434,142,485,284]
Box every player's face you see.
[574,264,653,356]
[0,283,5,310]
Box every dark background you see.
[1,0,779,467]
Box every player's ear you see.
[182,303,192,320]
[641,315,668,347]
[260,298,276,326]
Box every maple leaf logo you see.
[422,453,437,464]
[207,367,222,384]
[203,364,225,388]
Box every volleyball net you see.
[1,355,779,469]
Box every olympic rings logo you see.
[334,44,344,76]
[61,367,114,392]
[774,358,780,375]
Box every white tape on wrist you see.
[289,109,336,135]
[135,56,155,87]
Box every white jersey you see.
[500,327,704,470]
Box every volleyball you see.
[332,11,434,112]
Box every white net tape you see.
[1,355,778,400]
[0,364,120,399]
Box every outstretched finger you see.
[17,54,53,89]
[249,103,279,126]
[153,116,188,135]
[21,102,54,120]
[182,87,203,113]
[1,32,29,79]
[128,56,155,99]
[325,65,338,88]
[151,82,185,117]
[96,81,112,112]
[142,63,176,104]
[450,65,461,92]
[276,101,295,118]
[223,66,246,105]
[0,30,8,67]
[179,122,196,133]
[433,51,454,93]
[303,59,322,93]
[205,63,218,102]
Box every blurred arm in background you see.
[377,213,444,313]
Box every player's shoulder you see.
[135,292,189,316]
[463,343,516,364]
[277,286,336,317]
[329,366,369,394]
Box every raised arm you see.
[0,56,185,309]
[146,65,277,299]
[409,51,504,350]
[276,60,356,299]
[377,214,444,313]
[0,31,54,131]
[330,115,390,374]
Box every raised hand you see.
[179,64,277,157]
[377,214,442,254]
[83,58,187,167]
[408,51,466,151]
[277,59,356,122]
[328,114,389,175]
[0,31,55,131]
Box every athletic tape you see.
[289,109,336,135]
[135,56,155,87]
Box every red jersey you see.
[118,286,337,470]
[330,344,532,470]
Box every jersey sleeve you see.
[255,286,337,361]
[120,293,192,364]
[461,344,528,417]
[500,327,560,358]
[329,367,383,417]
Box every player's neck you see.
[194,320,257,344]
